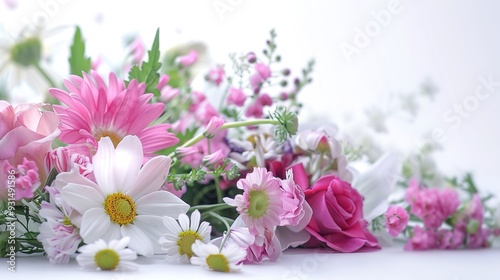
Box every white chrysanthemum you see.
[190,240,246,272]
[159,210,211,263]
[59,135,189,257]
[230,131,280,167]
[76,237,138,271]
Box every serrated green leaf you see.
[128,28,162,96]
[68,26,91,76]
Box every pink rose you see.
[0,101,60,200]
[304,175,380,252]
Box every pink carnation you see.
[384,205,409,237]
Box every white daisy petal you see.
[162,216,183,234]
[113,135,143,193]
[100,223,121,242]
[121,224,154,257]
[92,137,116,194]
[178,213,189,231]
[136,191,189,217]
[61,184,104,215]
[80,208,111,243]
[128,156,172,200]
[190,210,200,231]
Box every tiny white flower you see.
[76,237,138,271]
[190,240,246,272]
[159,210,211,263]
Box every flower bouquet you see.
[1,23,499,274]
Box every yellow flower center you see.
[177,230,202,259]
[206,254,230,272]
[247,189,269,218]
[94,249,120,270]
[104,193,136,225]
[62,216,73,226]
[95,130,123,148]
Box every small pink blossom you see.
[2,158,40,200]
[245,102,263,118]
[249,63,271,89]
[202,149,225,166]
[404,226,436,251]
[176,50,198,67]
[159,86,180,103]
[207,65,225,86]
[203,116,225,138]
[157,74,170,90]
[226,87,247,107]
[384,205,409,237]
[244,228,281,263]
[44,147,92,177]
[258,93,273,106]
[436,229,464,249]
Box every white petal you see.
[80,208,111,243]
[61,184,104,215]
[100,223,121,242]
[121,224,154,257]
[275,226,310,250]
[134,215,166,254]
[352,152,401,221]
[162,216,182,234]
[54,169,100,194]
[93,137,116,194]
[128,156,171,200]
[136,191,189,217]
[178,213,189,231]
[190,210,200,231]
[113,135,143,193]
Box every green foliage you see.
[68,26,91,76]
[128,29,162,96]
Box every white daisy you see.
[190,240,246,272]
[159,210,211,263]
[59,135,189,257]
[76,237,138,271]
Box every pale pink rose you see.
[279,170,307,227]
[304,175,380,252]
[0,101,60,200]
[384,205,409,237]
[226,87,247,107]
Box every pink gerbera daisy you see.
[49,71,178,157]
[224,167,283,235]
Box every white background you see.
[1,0,499,196]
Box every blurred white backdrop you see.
[1,0,499,195]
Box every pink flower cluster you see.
[404,179,491,250]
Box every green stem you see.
[168,118,280,158]
[34,63,56,88]
[214,175,223,204]
[189,203,234,212]
[207,211,233,252]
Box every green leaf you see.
[68,26,91,76]
[128,28,162,96]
